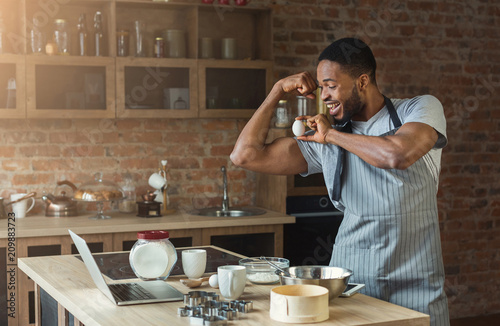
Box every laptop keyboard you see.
[109,283,156,302]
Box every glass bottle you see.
[116,29,129,57]
[173,96,187,110]
[53,19,69,55]
[0,15,4,54]
[129,231,177,281]
[93,11,104,56]
[118,173,136,213]
[134,20,145,57]
[77,13,88,56]
[275,99,291,128]
[5,78,16,109]
[30,18,44,54]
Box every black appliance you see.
[284,195,343,266]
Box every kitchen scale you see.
[86,246,243,280]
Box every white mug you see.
[218,265,246,300]
[148,173,166,190]
[10,193,35,218]
[182,249,207,279]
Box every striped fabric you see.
[330,149,450,326]
[297,96,450,326]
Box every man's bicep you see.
[393,122,438,158]
[254,137,309,175]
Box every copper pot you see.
[42,180,78,217]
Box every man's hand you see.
[296,114,333,144]
[278,72,317,99]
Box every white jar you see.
[129,230,177,281]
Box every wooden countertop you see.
[18,249,430,326]
[2,207,294,239]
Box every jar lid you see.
[137,230,169,240]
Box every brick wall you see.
[265,0,500,319]
[1,0,498,320]
[0,118,254,214]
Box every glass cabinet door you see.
[116,58,197,118]
[26,56,115,118]
[0,56,26,118]
[199,60,273,118]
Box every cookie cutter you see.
[177,305,202,317]
[229,300,253,313]
[190,315,228,326]
[218,307,238,320]
[200,300,221,316]
[185,291,208,307]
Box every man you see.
[230,38,450,325]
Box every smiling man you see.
[230,38,450,325]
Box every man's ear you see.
[358,74,370,90]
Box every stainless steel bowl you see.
[277,266,353,300]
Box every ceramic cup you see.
[217,265,246,300]
[148,173,166,190]
[10,193,35,218]
[182,249,207,279]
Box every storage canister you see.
[129,230,177,281]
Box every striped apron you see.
[329,99,450,326]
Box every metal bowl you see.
[277,266,353,300]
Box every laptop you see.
[68,229,184,306]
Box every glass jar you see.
[30,18,45,54]
[118,173,136,213]
[116,29,129,57]
[154,37,165,58]
[129,230,177,281]
[275,99,291,128]
[53,19,69,55]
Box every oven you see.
[284,195,344,266]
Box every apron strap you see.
[383,95,402,128]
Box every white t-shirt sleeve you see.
[398,95,447,149]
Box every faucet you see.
[221,166,229,211]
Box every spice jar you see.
[154,37,165,58]
[129,230,177,281]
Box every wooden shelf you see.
[3,0,273,119]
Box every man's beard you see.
[333,85,363,126]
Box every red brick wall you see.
[265,0,500,320]
[1,0,498,320]
[0,118,254,214]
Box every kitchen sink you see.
[191,207,266,217]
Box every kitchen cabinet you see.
[3,0,272,119]
[2,209,293,326]
[0,55,26,118]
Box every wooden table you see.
[18,246,430,326]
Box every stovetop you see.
[85,246,243,280]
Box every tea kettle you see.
[42,180,78,217]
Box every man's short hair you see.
[318,38,377,84]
